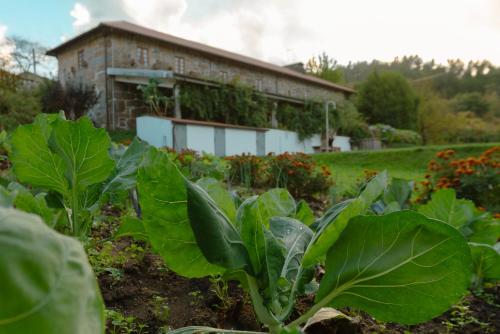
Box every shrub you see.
[0,70,41,130]
[226,152,333,199]
[418,147,500,212]
[0,88,41,130]
[41,81,99,120]
[369,123,422,146]
[225,153,266,188]
[267,152,332,199]
[356,71,419,129]
[165,148,229,181]
[137,78,172,116]
[334,100,371,140]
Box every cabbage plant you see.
[0,207,105,334]
[10,113,115,238]
[9,114,149,239]
[137,149,472,333]
[418,188,500,288]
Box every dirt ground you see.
[95,231,500,334]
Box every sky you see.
[1,0,500,69]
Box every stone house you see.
[47,21,355,130]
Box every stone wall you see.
[109,31,346,102]
[110,81,148,129]
[56,32,109,127]
[54,29,348,130]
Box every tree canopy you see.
[355,71,419,129]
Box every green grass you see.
[312,143,499,197]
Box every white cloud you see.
[68,0,500,65]
[0,25,15,67]
[70,3,91,28]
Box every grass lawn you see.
[312,142,499,197]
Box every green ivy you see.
[179,81,367,140]
[179,81,269,128]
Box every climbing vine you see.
[276,100,325,140]
[179,81,269,128]
[177,80,364,140]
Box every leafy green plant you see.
[105,309,148,334]
[151,295,170,323]
[442,301,491,333]
[0,182,66,228]
[225,152,333,199]
[418,146,500,212]
[0,85,42,130]
[9,113,115,238]
[163,148,230,181]
[0,207,105,333]
[369,124,422,147]
[138,78,172,116]
[209,276,234,311]
[266,152,332,199]
[418,188,500,289]
[225,154,266,188]
[137,148,471,333]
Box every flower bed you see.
[418,146,500,212]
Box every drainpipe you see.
[104,32,110,130]
[174,83,182,119]
[271,101,278,128]
[324,101,336,151]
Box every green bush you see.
[418,147,500,212]
[369,123,422,146]
[0,88,41,130]
[165,148,230,181]
[226,152,332,199]
[356,71,419,129]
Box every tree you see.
[305,53,344,83]
[417,89,458,144]
[452,92,490,116]
[356,71,419,129]
[41,81,99,120]
[7,36,55,76]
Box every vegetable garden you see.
[0,114,499,334]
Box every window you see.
[220,71,228,82]
[77,50,85,69]
[175,56,185,74]
[256,79,263,91]
[136,47,149,66]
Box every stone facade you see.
[52,26,351,130]
[55,32,109,126]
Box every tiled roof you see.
[47,21,355,94]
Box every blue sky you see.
[1,0,499,65]
[0,0,74,48]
